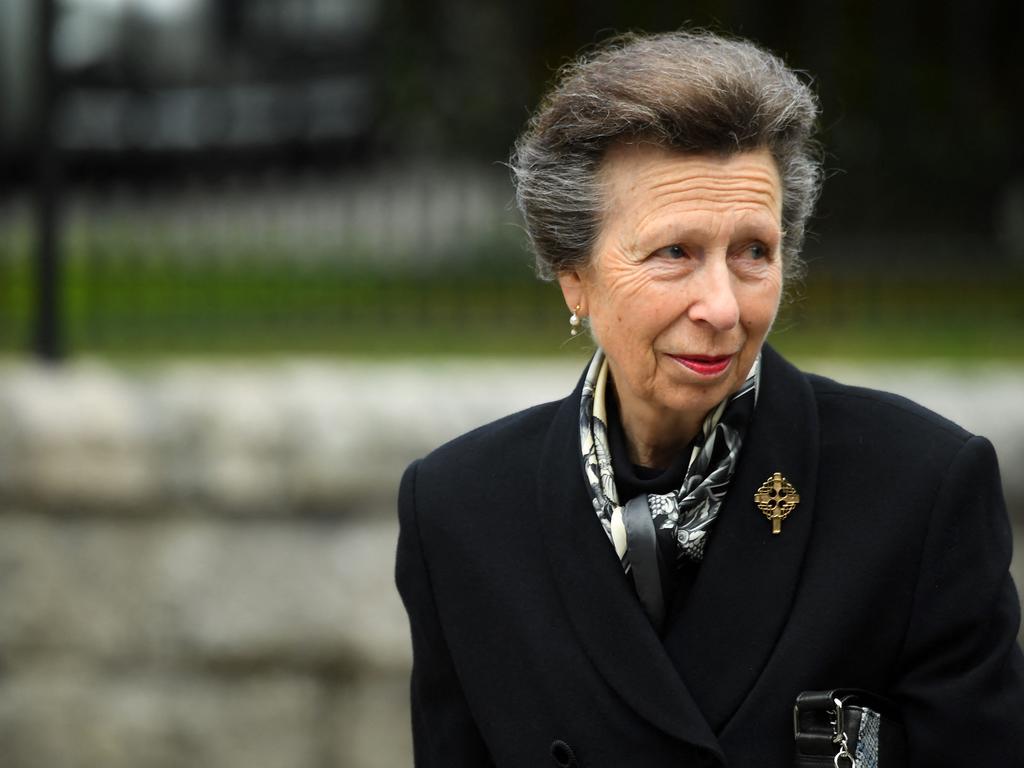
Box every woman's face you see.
[559,144,784,445]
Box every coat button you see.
[550,739,577,767]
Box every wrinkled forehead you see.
[596,142,783,225]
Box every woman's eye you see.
[656,244,687,259]
[747,243,769,260]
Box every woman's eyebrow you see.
[634,214,781,249]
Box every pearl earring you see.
[569,305,581,336]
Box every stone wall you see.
[0,358,1021,768]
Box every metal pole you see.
[32,0,63,361]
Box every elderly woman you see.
[395,31,1024,767]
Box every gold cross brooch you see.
[754,472,800,534]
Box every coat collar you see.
[534,344,819,757]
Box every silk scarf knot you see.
[578,349,760,584]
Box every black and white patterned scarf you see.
[578,349,760,577]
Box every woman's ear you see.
[557,270,586,316]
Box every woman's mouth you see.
[669,353,734,376]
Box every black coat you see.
[395,346,1024,767]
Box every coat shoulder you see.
[406,398,566,519]
[422,399,563,471]
[805,371,973,449]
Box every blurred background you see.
[0,1,1021,766]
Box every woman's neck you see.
[611,386,703,469]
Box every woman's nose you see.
[687,261,740,330]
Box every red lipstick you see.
[669,354,733,376]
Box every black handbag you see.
[793,689,908,767]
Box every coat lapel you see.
[663,344,821,732]
[535,371,726,763]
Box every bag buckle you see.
[831,697,856,768]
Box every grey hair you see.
[511,30,822,283]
